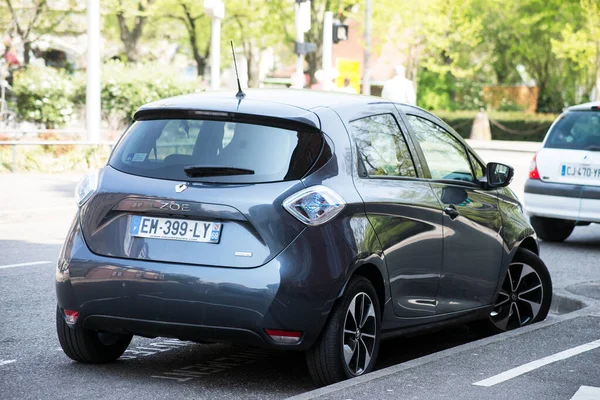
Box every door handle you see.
[443,205,460,220]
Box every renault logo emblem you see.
[175,183,188,193]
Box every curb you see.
[286,296,599,400]
[551,288,591,315]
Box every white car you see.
[524,101,600,242]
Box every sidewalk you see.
[288,299,600,400]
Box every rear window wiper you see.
[184,165,255,177]
[584,145,600,151]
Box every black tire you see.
[469,248,552,336]
[530,216,574,242]
[306,276,381,386]
[56,306,132,363]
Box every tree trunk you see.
[246,43,260,88]
[23,41,31,65]
[116,0,154,62]
[182,6,208,77]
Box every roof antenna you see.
[230,41,245,100]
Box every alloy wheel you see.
[342,292,377,375]
[490,262,544,331]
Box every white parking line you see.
[473,339,600,387]
[570,386,600,400]
[0,261,53,270]
[0,359,16,366]
[0,206,74,215]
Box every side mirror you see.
[483,162,514,189]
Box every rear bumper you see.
[523,179,600,222]
[56,217,355,350]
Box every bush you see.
[11,63,204,130]
[81,62,205,129]
[0,143,111,173]
[12,67,80,128]
[434,110,558,142]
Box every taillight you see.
[265,329,302,344]
[75,169,100,206]
[283,185,345,226]
[529,153,540,180]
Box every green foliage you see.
[11,67,79,128]
[417,70,485,111]
[77,62,205,127]
[0,144,112,173]
[435,111,558,142]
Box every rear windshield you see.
[545,111,600,151]
[109,119,323,183]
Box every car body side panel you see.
[324,103,444,320]
[428,183,504,312]
[306,106,391,305]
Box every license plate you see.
[129,215,222,243]
[560,164,600,179]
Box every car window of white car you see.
[349,114,418,178]
[406,115,475,183]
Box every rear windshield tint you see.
[545,111,600,151]
[109,119,324,183]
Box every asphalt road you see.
[0,162,599,400]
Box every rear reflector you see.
[265,329,302,344]
[64,309,79,324]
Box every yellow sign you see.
[336,59,361,93]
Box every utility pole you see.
[322,11,334,90]
[292,0,311,88]
[86,0,101,142]
[205,0,224,91]
[362,0,372,95]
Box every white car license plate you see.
[129,215,222,243]
[561,164,600,179]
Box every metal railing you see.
[0,140,115,173]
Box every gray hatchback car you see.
[56,90,552,385]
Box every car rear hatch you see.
[534,109,600,220]
[537,110,600,186]
[80,105,329,268]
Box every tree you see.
[304,0,353,85]
[226,0,294,87]
[2,0,81,65]
[104,0,156,62]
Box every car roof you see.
[567,101,600,111]
[138,88,384,112]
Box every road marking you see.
[473,339,600,387]
[0,261,53,270]
[0,359,16,366]
[0,206,74,215]
[570,386,600,400]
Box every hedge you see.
[434,110,558,142]
[11,63,204,131]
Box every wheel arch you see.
[337,260,388,317]
[518,236,539,255]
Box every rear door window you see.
[109,119,324,183]
[545,111,600,150]
[349,114,418,178]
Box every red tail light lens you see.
[265,329,302,344]
[529,153,540,179]
[64,309,79,324]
